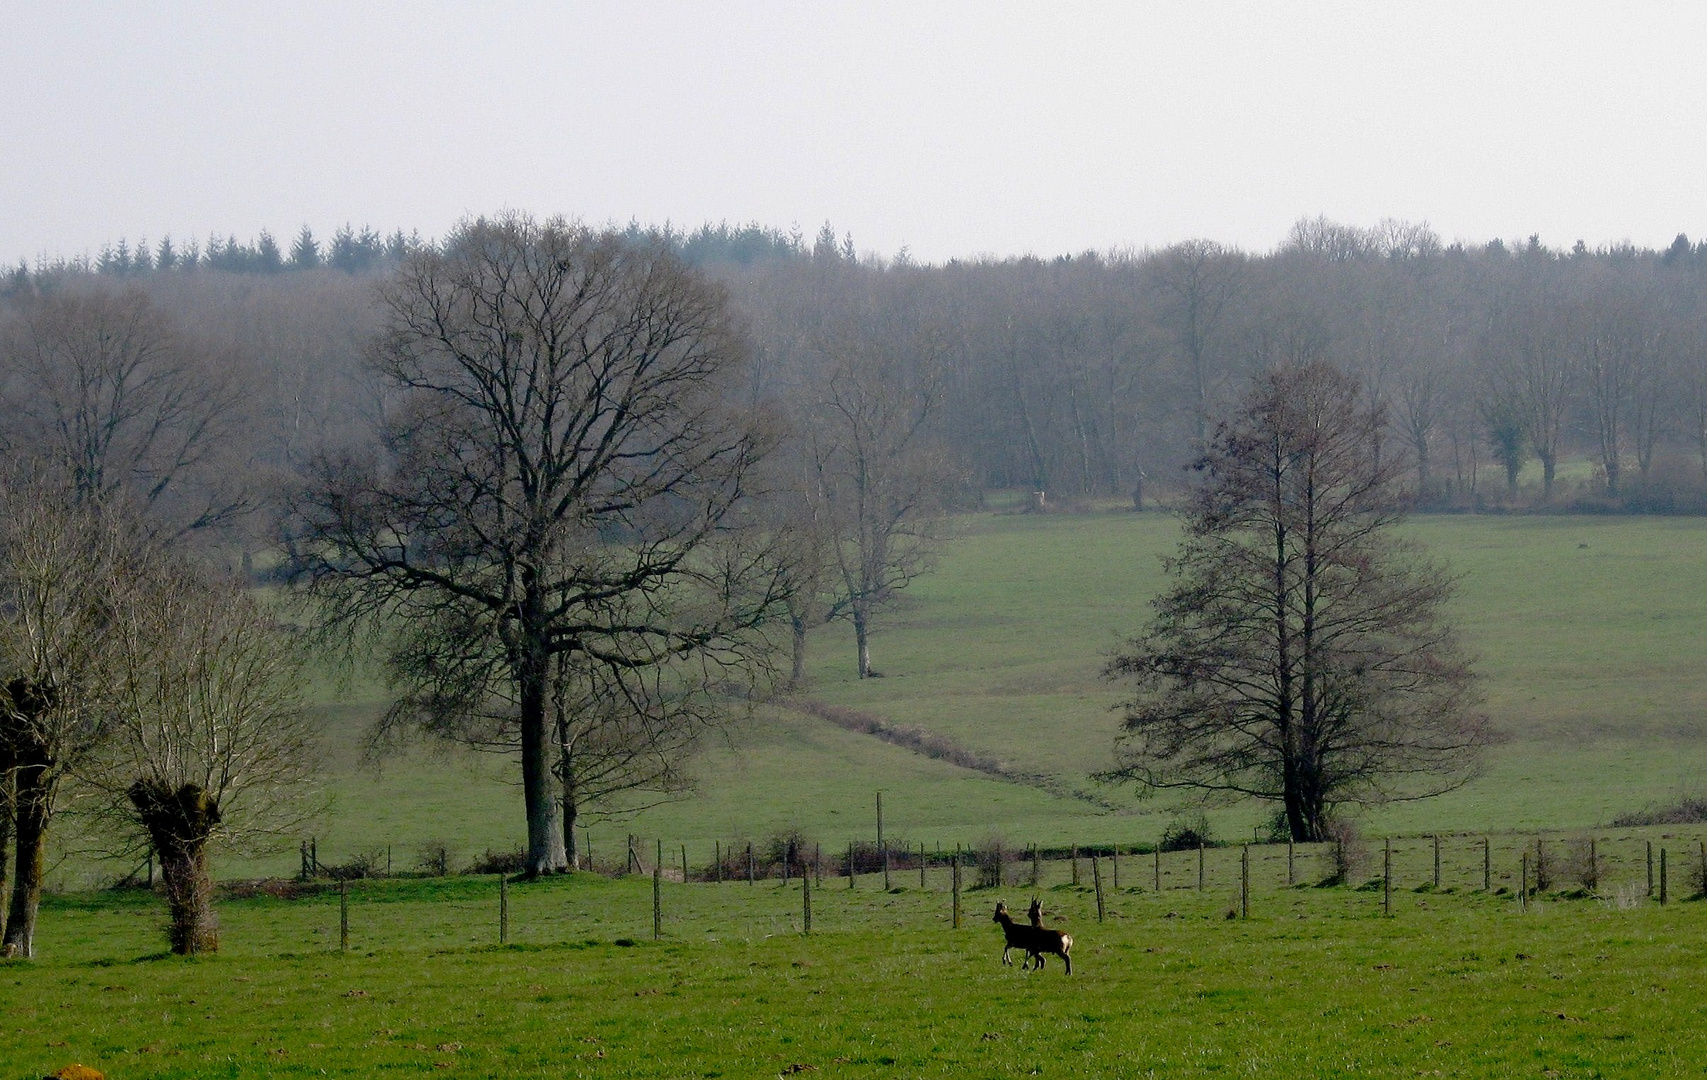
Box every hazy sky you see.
[5,2,1706,265]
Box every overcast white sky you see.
[4,2,1706,265]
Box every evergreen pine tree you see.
[289,225,319,269]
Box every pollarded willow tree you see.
[1105,361,1491,842]
[0,473,127,958]
[94,556,319,955]
[290,214,791,877]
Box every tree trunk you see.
[129,781,219,954]
[517,638,567,876]
[560,758,580,872]
[789,611,809,690]
[562,797,580,872]
[3,763,52,958]
[0,763,12,939]
[1540,451,1556,502]
[853,604,873,678]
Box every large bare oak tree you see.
[1106,362,1490,841]
[291,214,788,876]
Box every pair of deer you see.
[992,898,1072,974]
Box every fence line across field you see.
[289,828,1707,956]
[294,830,1705,895]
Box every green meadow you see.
[13,506,1707,1077]
[237,508,1707,881]
[11,835,1707,1079]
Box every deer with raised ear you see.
[1023,897,1072,973]
[992,901,1073,974]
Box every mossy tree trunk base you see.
[128,780,221,955]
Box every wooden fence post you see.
[951,850,962,929]
[1383,838,1392,916]
[339,880,349,952]
[815,843,823,887]
[1483,836,1491,892]
[1092,855,1106,922]
[1647,840,1655,897]
[1520,852,1529,912]
[499,874,508,945]
[653,861,662,939]
[921,842,927,889]
[1432,835,1441,890]
[1660,847,1669,906]
[1071,844,1080,886]
[1112,845,1120,890]
[1240,845,1249,919]
[1154,845,1161,892]
[747,843,755,885]
[803,866,811,934]
[681,844,688,884]
[876,790,883,857]
[627,834,638,875]
[715,840,722,884]
[1032,844,1040,888]
[1197,841,1205,891]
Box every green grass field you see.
[46,508,1707,886]
[11,830,1707,1079]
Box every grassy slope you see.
[110,509,1707,883]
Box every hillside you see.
[90,508,1707,884]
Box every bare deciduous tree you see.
[1106,362,1490,841]
[1484,272,1573,501]
[0,476,126,957]
[1153,240,1243,444]
[92,560,317,954]
[801,334,957,679]
[291,214,789,877]
[0,288,248,534]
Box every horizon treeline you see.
[8,214,1707,550]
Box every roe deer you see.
[992,901,1073,974]
[1023,896,1072,973]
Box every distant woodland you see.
[10,214,1707,554]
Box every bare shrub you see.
[1563,836,1600,892]
[465,847,527,876]
[1159,811,1213,853]
[762,829,815,877]
[973,832,1010,889]
[1611,797,1707,827]
[323,850,386,881]
[1319,821,1366,885]
[416,842,452,877]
